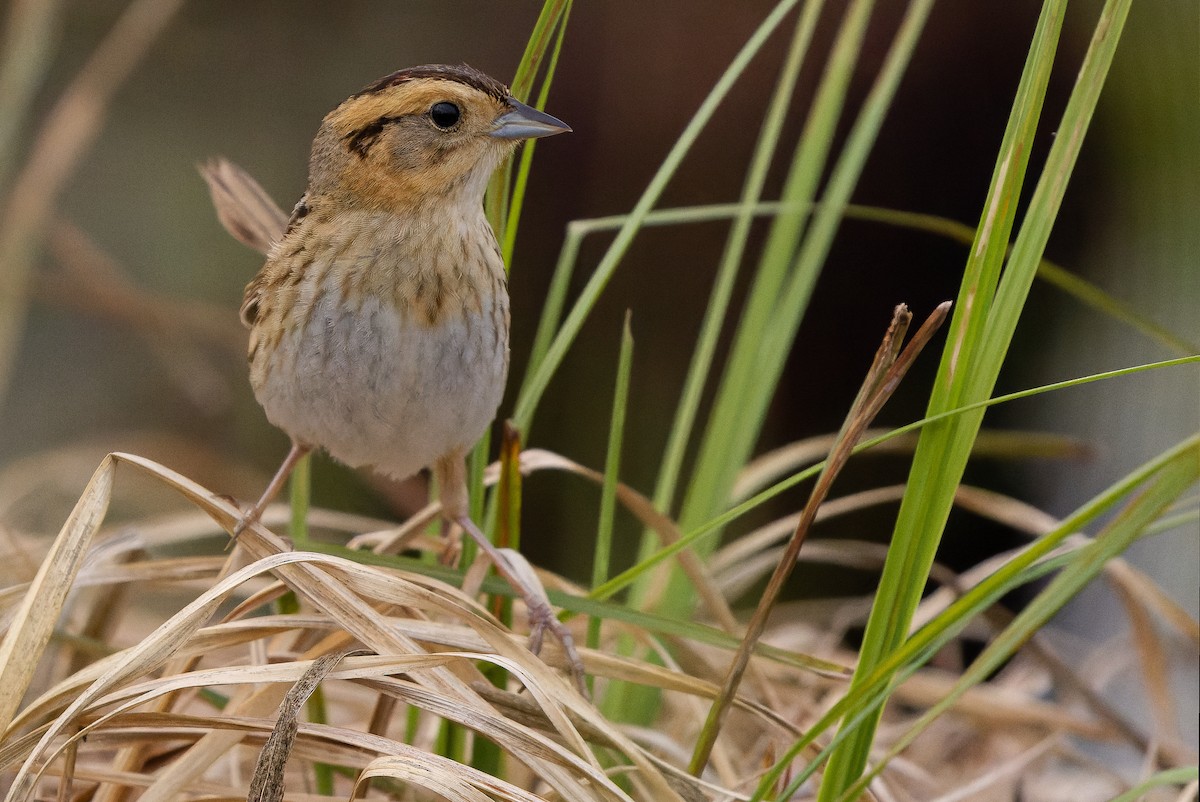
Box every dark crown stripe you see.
[352,64,510,103]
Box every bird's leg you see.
[232,441,311,539]
[437,517,463,567]
[434,453,587,695]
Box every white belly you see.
[252,283,508,480]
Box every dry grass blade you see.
[732,429,1087,502]
[712,484,1053,602]
[0,456,114,731]
[472,662,803,743]
[355,752,544,802]
[690,301,950,775]
[710,486,907,595]
[80,677,617,800]
[1108,568,1185,757]
[925,734,1060,802]
[3,549,342,800]
[895,672,1113,741]
[198,158,289,254]
[1106,559,1200,647]
[312,563,599,758]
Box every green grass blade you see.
[1109,768,1200,802]
[645,0,933,659]
[589,355,1197,615]
[649,0,825,527]
[677,0,879,541]
[673,0,936,612]
[527,201,1199,357]
[816,0,1068,786]
[512,0,805,435]
[510,0,570,101]
[472,0,571,537]
[485,0,571,235]
[288,453,311,547]
[613,0,825,723]
[819,1,1132,792]
[976,0,1134,387]
[525,222,585,386]
[834,437,1199,802]
[588,313,634,694]
[748,433,1198,800]
[754,0,937,410]
[501,1,571,265]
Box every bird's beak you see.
[491,97,571,140]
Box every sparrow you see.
[208,64,582,690]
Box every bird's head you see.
[309,64,570,213]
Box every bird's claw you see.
[225,513,253,551]
[525,596,588,698]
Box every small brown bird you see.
[217,64,580,687]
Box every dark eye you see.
[429,102,461,129]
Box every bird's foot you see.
[453,514,588,697]
[524,595,587,697]
[226,503,267,550]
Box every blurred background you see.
[0,0,1195,740]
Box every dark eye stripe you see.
[344,115,400,158]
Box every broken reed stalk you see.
[689,300,952,775]
[249,651,356,802]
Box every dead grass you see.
[0,446,1194,801]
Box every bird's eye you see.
[429,102,461,129]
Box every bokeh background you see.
[0,0,1195,746]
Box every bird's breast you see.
[247,211,510,479]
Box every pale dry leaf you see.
[0,456,115,731]
[356,752,542,802]
[3,550,342,802]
